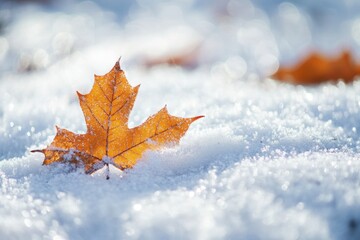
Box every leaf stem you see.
[106,163,110,180]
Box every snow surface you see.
[1,0,360,239]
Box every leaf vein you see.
[83,101,107,130]
[112,123,180,159]
[96,80,111,103]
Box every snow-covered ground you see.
[1,0,360,239]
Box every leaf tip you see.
[31,149,44,153]
[134,84,141,92]
[115,58,122,71]
[163,105,168,112]
[76,91,85,100]
[191,115,204,122]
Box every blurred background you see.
[1,0,360,76]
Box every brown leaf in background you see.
[143,44,201,69]
[32,60,203,178]
[272,50,360,85]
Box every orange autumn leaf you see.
[32,60,203,177]
[272,50,360,85]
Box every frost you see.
[63,149,75,162]
[102,156,113,164]
[146,138,157,145]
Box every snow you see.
[1,0,360,239]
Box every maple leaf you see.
[272,50,360,85]
[32,60,203,178]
